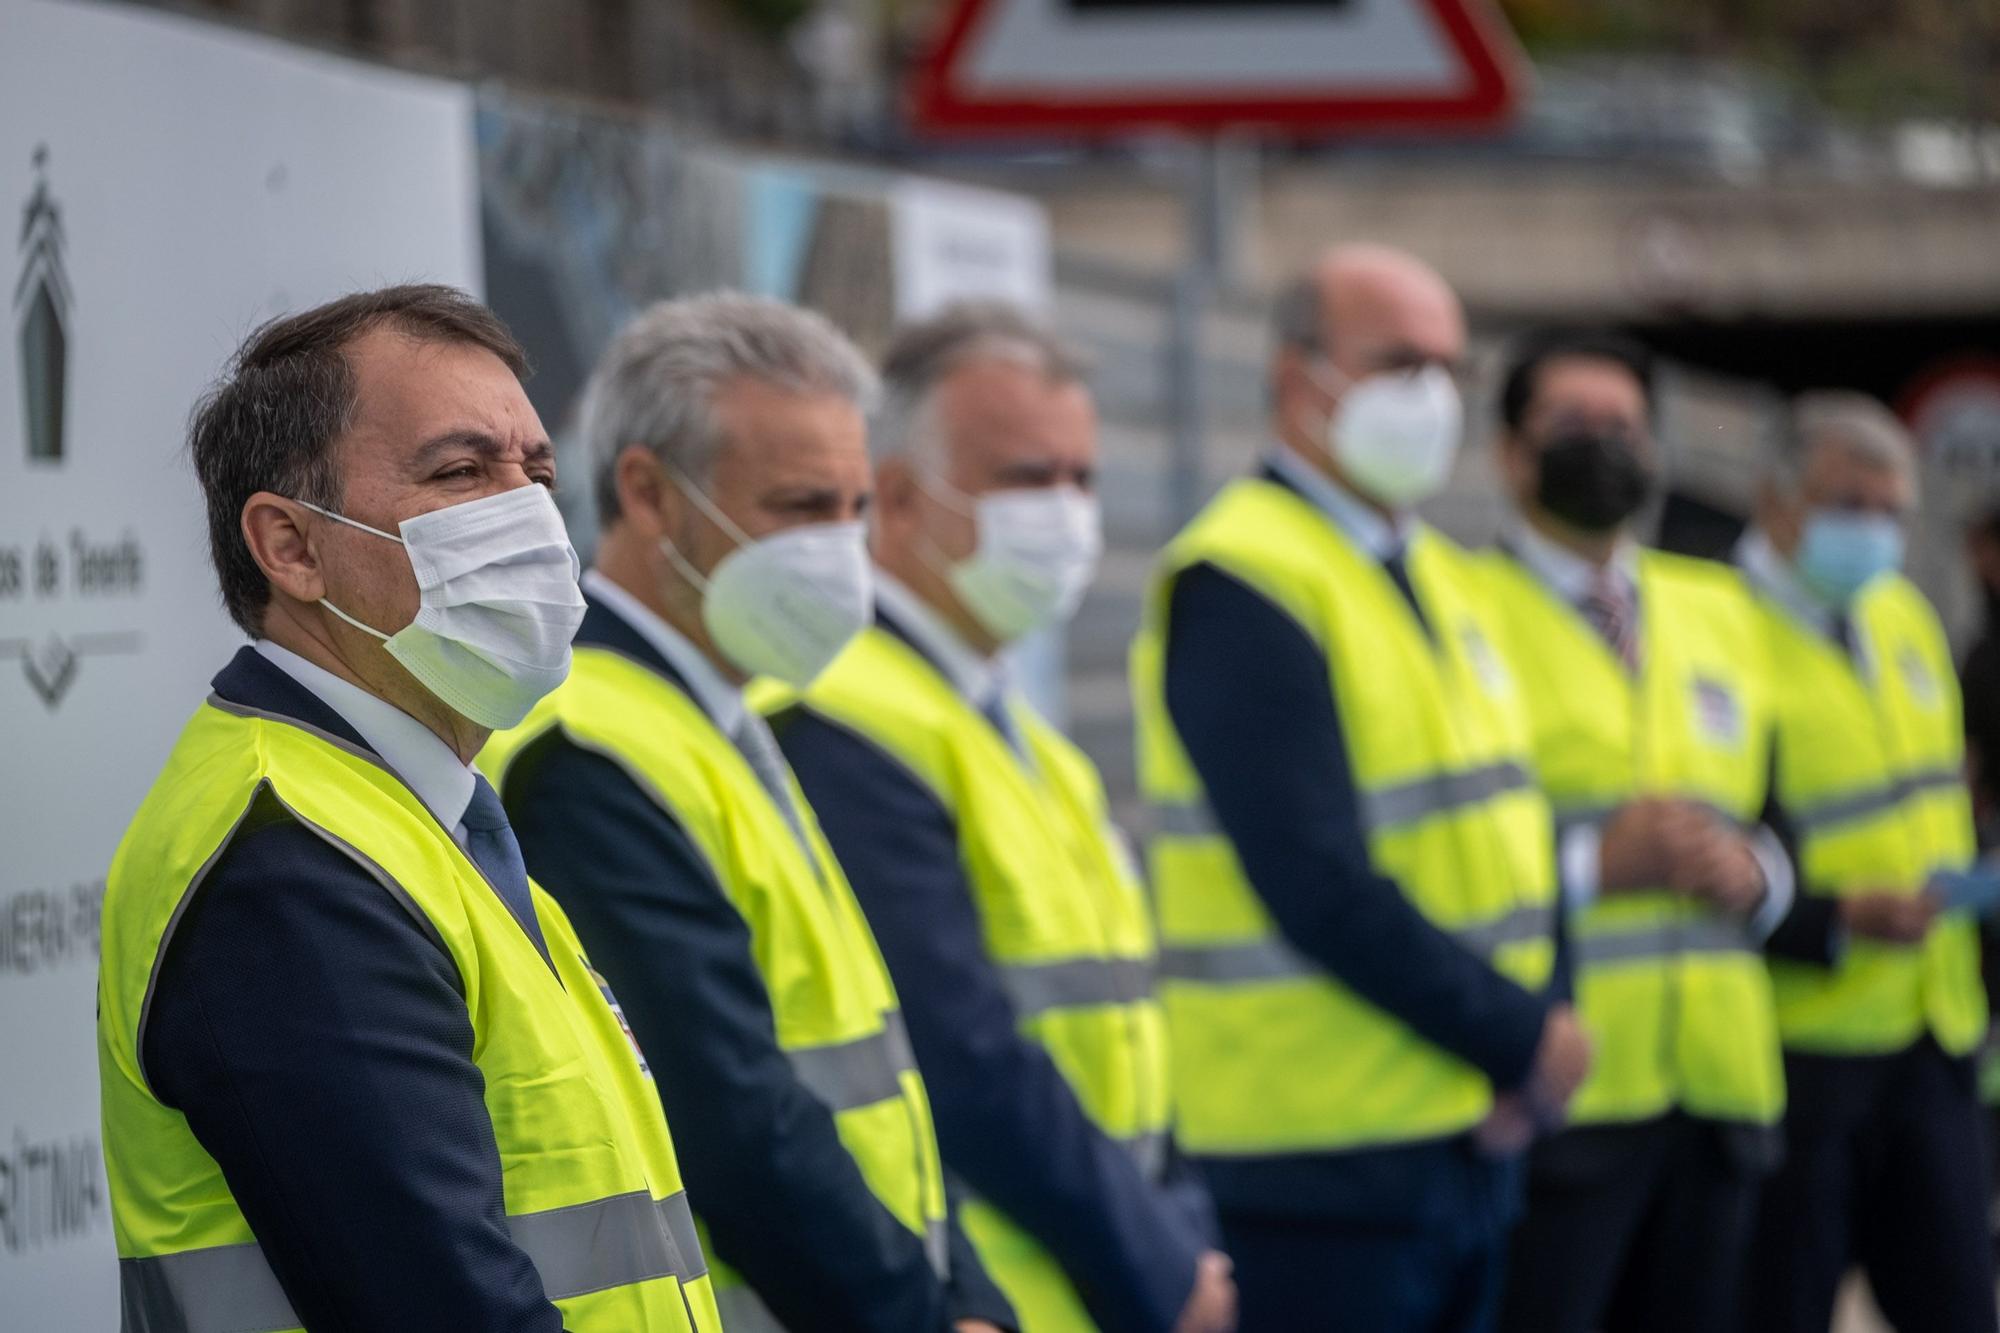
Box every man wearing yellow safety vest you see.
[99,286,721,1332]
[771,301,1237,1333]
[1736,393,1995,1333]
[1130,245,1591,1330]
[482,294,1012,1333]
[1474,330,1791,1333]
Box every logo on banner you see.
[2,147,146,710]
[16,145,70,465]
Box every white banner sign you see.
[0,1,479,1324]
[892,176,1052,320]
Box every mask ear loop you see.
[1293,357,1352,464]
[292,497,406,545]
[906,465,979,586]
[654,460,752,596]
[291,497,402,638]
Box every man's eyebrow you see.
[411,431,556,468]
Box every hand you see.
[1173,1250,1238,1333]
[1599,799,1710,893]
[1840,891,1939,945]
[1473,1093,1537,1156]
[1669,824,1767,917]
[1529,1004,1592,1112]
[955,1323,1007,1333]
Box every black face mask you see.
[1534,431,1654,534]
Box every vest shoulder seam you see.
[134,779,459,1097]
[791,703,959,821]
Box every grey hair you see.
[871,300,1090,463]
[583,291,879,523]
[1765,389,1917,496]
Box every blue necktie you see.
[1383,546,1433,638]
[979,687,1026,759]
[461,774,552,966]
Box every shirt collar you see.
[1266,446,1411,561]
[1736,527,1840,641]
[253,639,477,832]
[581,569,747,735]
[1503,512,1639,605]
[873,568,1003,706]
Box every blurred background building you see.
[125,0,2000,820]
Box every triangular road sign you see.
[910,0,1527,138]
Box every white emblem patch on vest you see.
[1692,676,1743,746]
[1459,622,1511,697]
[588,962,653,1080]
[1900,646,1940,707]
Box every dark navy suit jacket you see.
[145,647,569,1331]
[1145,469,1560,1233]
[497,596,1013,1333]
[774,612,1218,1333]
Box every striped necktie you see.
[731,712,813,858]
[1582,571,1640,672]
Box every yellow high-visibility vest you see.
[1752,572,1986,1056]
[1476,547,1784,1127]
[779,623,1171,1331]
[100,694,721,1333]
[482,644,948,1330]
[1131,477,1557,1157]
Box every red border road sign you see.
[910,0,1527,138]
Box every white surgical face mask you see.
[659,465,872,687]
[1314,362,1463,508]
[923,477,1103,644]
[299,483,586,730]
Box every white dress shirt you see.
[1267,445,1412,559]
[1737,527,1850,650]
[254,639,477,839]
[1504,513,1641,613]
[873,569,1007,711]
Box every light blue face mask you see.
[1797,509,1904,605]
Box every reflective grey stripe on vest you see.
[999,957,1156,1019]
[711,1213,951,1333]
[1576,916,1755,967]
[714,1285,788,1333]
[1159,903,1552,986]
[119,1189,706,1332]
[1361,761,1534,833]
[1452,904,1556,957]
[788,1011,918,1113]
[1150,799,1220,838]
[925,1215,950,1278]
[1150,761,1532,844]
[1790,766,1963,835]
[1121,1128,1170,1182]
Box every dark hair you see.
[1271,276,1323,356]
[188,284,528,635]
[1499,328,1656,433]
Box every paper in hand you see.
[1928,862,2000,917]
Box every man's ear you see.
[615,445,677,539]
[241,493,325,607]
[1496,430,1535,501]
[872,456,919,534]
